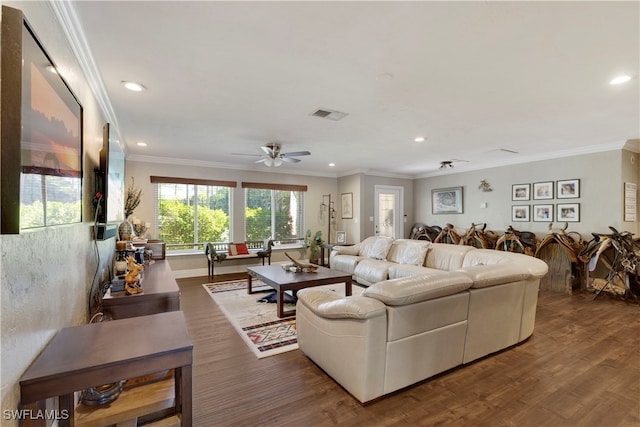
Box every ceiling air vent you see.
[310,108,348,121]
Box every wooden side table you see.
[102,260,180,320]
[19,311,193,427]
[320,243,334,267]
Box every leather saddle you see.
[495,226,539,256]
[535,222,584,263]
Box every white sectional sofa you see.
[296,236,548,403]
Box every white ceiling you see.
[68,1,639,178]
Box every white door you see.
[374,185,403,239]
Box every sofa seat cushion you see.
[388,264,442,280]
[331,254,365,275]
[387,239,430,266]
[354,259,396,284]
[425,244,475,271]
[363,272,473,306]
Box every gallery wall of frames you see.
[511,179,580,223]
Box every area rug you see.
[203,279,362,358]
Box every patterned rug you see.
[203,279,299,358]
[203,279,362,358]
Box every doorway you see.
[374,185,403,239]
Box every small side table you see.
[320,243,334,267]
[20,311,193,427]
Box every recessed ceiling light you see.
[610,75,632,85]
[136,142,147,147]
[414,136,426,142]
[328,163,335,167]
[122,81,146,92]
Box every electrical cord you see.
[88,195,104,317]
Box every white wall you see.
[414,150,638,237]
[1,1,115,424]
[336,173,362,243]
[362,175,414,238]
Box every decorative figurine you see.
[124,256,144,295]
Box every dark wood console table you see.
[20,311,193,427]
[102,260,180,319]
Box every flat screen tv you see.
[97,123,125,224]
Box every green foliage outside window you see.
[21,200,81,228]
[157,184,230,250]
[245,188,302,241]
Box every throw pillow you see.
[228,243,250,256]
[369,237,394,260]
[388,241,429,265]
[401,244,429,266]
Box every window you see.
[152,177,235,252]
[243,182,305,242]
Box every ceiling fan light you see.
[264,157,274,167]
[273,157,283,167]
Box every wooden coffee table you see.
[247,265,352,318]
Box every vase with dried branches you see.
[118,178,143,240]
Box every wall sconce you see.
[478,180,493,192]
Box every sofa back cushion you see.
[361,236,394,260]
[424,243,475,271]
[462,249,513,267]
[387,239,430,266]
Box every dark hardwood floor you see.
[178,274,640,427]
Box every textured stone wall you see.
[0,224,115,424]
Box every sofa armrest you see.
[297,288,386,320]
[332,243,361,256]
[363,272,473,306]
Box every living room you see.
[0,1,638,426]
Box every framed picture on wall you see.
[1,7,83,233]
[533,204,553,222]
[557,203,580,222]
[432,187,463,214]
[336,231,346,244]
[533,182,553,200]
[341,192,353,219]
[512,184,530,201]
[557,179,580,199]
[512,205,530,222]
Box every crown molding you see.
[126,154,339,178]
[47,0,124,152]
[414,140,630,179]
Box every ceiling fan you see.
[439,158,469,170]
[233,143,311,167]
